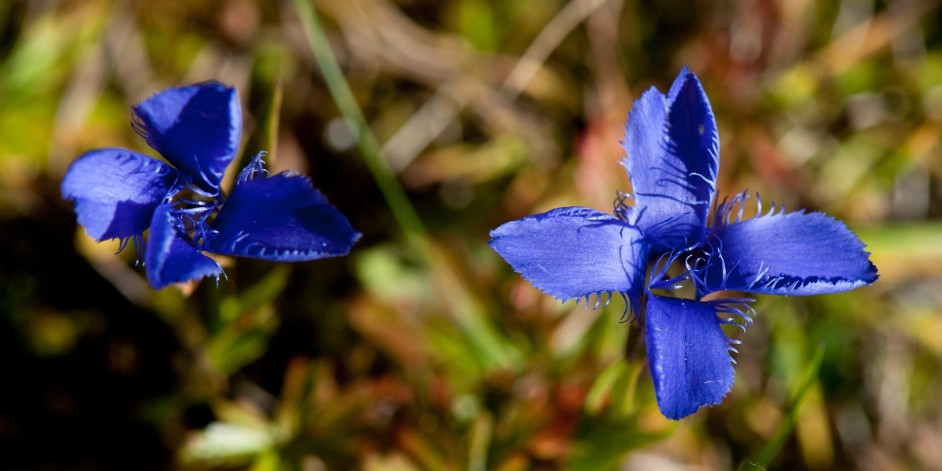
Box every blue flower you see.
[489,69,877,420]
[61,82,360,289]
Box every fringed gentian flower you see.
[489,69,877,420]
[62,82,360,289]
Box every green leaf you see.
[181,422,275,464]
[567,415,670,471]
[206,267,288,375]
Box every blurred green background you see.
[2,0,941,469]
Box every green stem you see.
[293,0,426,241]
[293,0,518,370]
[741,344,826,470]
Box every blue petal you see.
[699,210,878,295]
[132,82,241,195]
[622,68,719,249]
[488,207,647,304]
[145,204,222,289]
[645,295,735,420]
[206,172,360,261]
[61,148,181,241]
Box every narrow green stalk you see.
[294,0,519,370]
[741,344,826,470]
[293,0,425,240]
